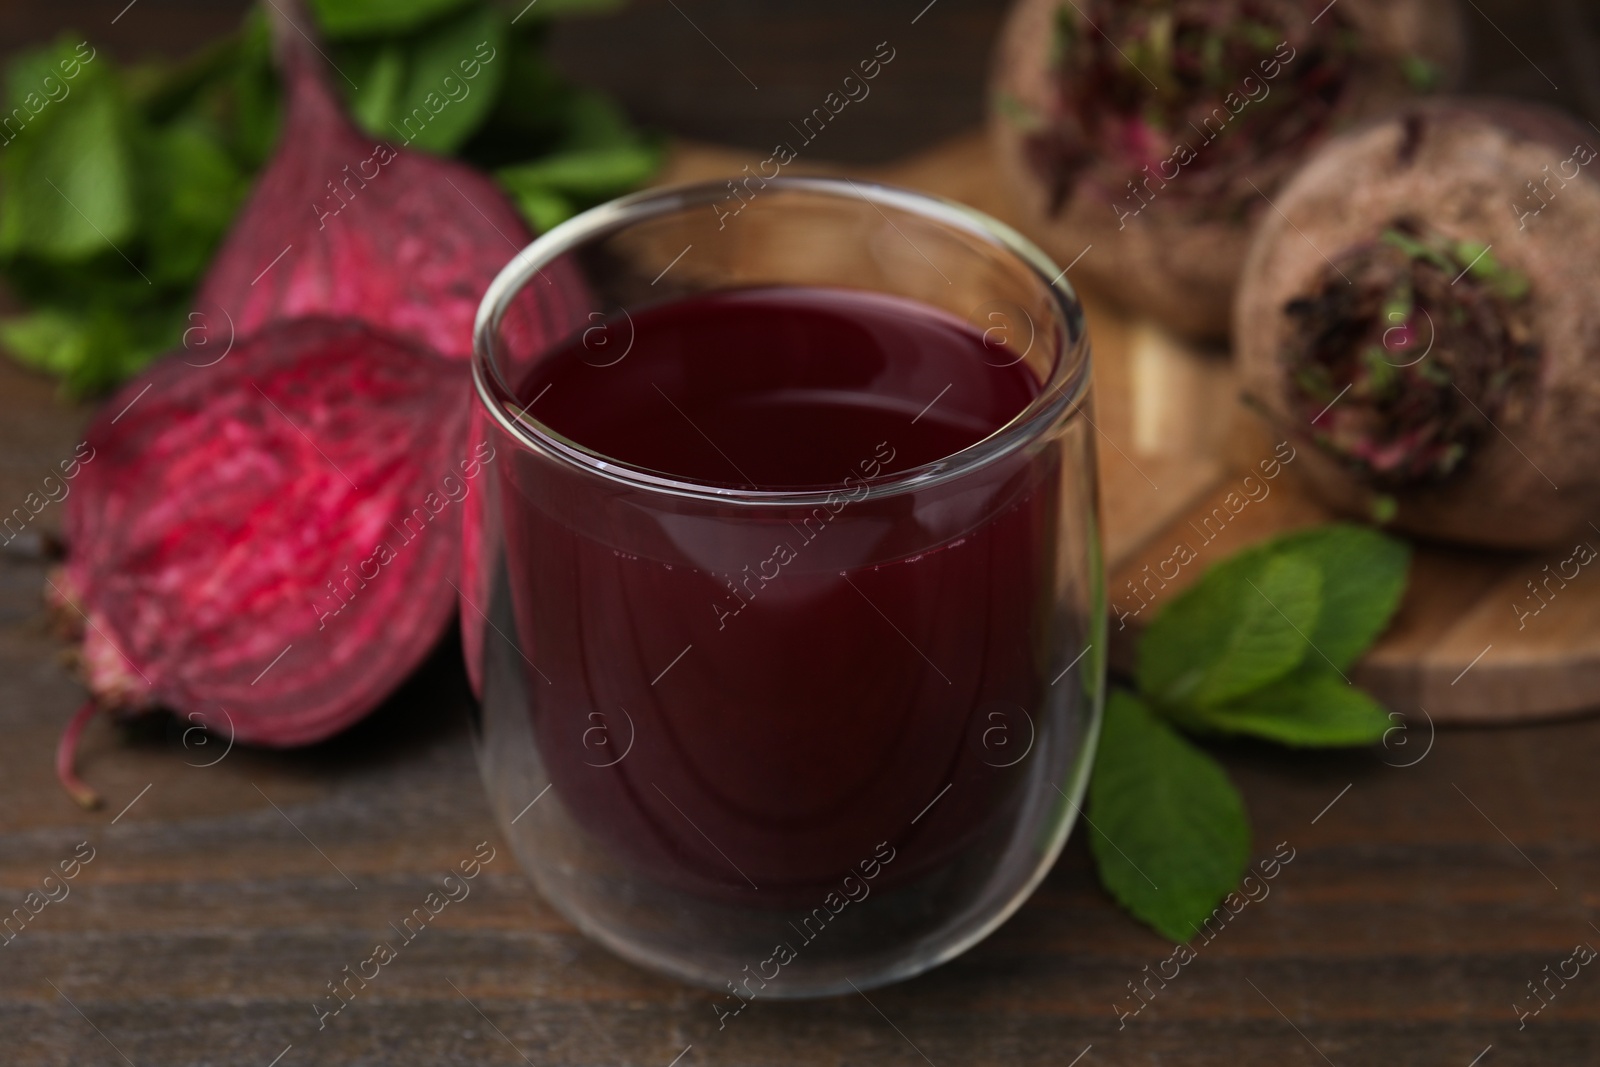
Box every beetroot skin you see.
[197,0,535,362]
[54,319,475,804]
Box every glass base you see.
[473,561,1100,998]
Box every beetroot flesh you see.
[56,319,471,804]
[196,0,536,362]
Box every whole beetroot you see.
[53,319,476,805]
[990,0,1464,338]
[1235,99,1600,549]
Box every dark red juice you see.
[501,286,1059,897]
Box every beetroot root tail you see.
[56,699,104,810]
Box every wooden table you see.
[5,2,1600,1064]
[5,437,1599,1067]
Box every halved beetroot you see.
[54,318,472,803]
[196,0,536,361]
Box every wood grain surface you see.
[4,2,1600,1064]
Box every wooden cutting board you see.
[657,133,1600,725]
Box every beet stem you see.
[261,0,350,134]
[56,699,104,810]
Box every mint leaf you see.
[1138,551,1321,708]
[1185,667,1390,747]
[1089,691,1250,942]
[1266,524,1409,669]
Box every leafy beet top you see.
[1281,219,1540,487]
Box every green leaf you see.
[1138,552,1322,709]
[0,2,651,394]
[138,120,249,286]
[455,42,572,167]
[349,43,405,133]
[0,51,137,261]
[497,142,660,199]
[559,88,644,151]
[1262,524,1409,670]
[488,89,661,230]
[3,37,92,115]
[310,0,475,39]
[1,299,179,395]
[505,185,572,233]
[1089,691,1250,942]
[1453,240,1531,303]
[366,4,507,153]
[1381,228,1453,272]
[123,29,241,126]
[230,10,282,167]
[1185,667,1391,747]
[63,300,183,395]
[0,308,92,376]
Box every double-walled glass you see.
[464,178,1105,996]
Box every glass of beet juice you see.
[465,178,1104,996]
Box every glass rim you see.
[471,176,1092,507]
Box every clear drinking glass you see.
[463,177,1104,997]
